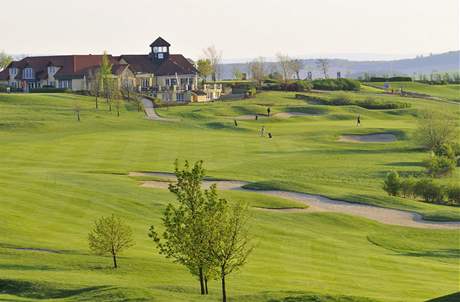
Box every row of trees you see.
[88,160,252,302]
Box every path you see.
[338,134,397,143]
[129,172,460,230]
[141,98,172,121]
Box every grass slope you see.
[368,82,460,102]
[0,92,458,302]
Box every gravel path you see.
[141,98,173,121]
[130,172,460,229]
[338,134,397,143]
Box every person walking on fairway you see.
[234,119,238,127]
[260,126,265,137]
[268,132,272,139]
[267,107,271,117]
[357,115,361,127]
[255,114,258,120]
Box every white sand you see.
[131,172,459,230]
[339,134,397,143]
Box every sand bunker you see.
[130,172,459,230]
[338,134,397,143]
[235,112,316,120]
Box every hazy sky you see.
[1,0,459,61]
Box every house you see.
[0,37,222,102]
[0,55,133,92]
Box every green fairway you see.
[368,82,460,102]
[0,92,459,302]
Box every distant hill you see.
[219,51,460,80]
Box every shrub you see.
[30,88,69,93]
[368,76,412,82]
[413,178,445,203]
[446,185,460,206]
[425,154,456,177]
[312,78,360,91]
[383,171,401,196]
[400,177,416,198]
[433,143,456,159]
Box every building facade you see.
[0,37,222,102]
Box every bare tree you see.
[87,69,101,109]
[88,214,134,268]
[316,59,330,79]
[203,46,222,82]
[73,101,81,122]
[276,53,294,83]
[289,59,304,80]
[249,57,266,87]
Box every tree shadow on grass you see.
[398,249,460,259]
[425,292,460,302]
[0,279,107,299]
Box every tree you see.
[88,214,134,268]
[249,57,266,87]
[207,199,253,302]
[100,51,113,103]
[383,171,401,196]
[73,101,81,122]
[289,59,304,80]
[0,51,13,71]
[232,67,243,80]
[276,53,294,83]
[132,93,144,112]
[415,110,457,151]
[87,69,101,109]
[197,59,213,82]
[316,59,330,79]
[149,160,213,295]
[114,98,124,117]
[203,46,222,81]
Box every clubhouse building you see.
[0,37,222,102]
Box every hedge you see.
[368,76,412,82]
[30,88,70,93]
[312,79,360,91]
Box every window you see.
[176,93,185,102]
[23,68,33,79]
[9,68,17,78]
[48,66,56,75]
[158,53,164,59]
[165,79,170,86]
[59,80,72,89]
[170,78,177,86]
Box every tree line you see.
[88,160,253,302]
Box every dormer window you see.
[149,37,171,62]
[48,66,56,75]
[23,67,33,79]
[9,67,17,78]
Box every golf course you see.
[0,88,459,302]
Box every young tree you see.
[316,59,330,79]
[289,59,304,80]
[207,199,253,302]
[232,67,243,80]
[73,101,81,122]
[0,51,13,71]
[203,46,222,81]
[88,214,134,268]
[249,57,266,87]
[197,59,213,82]
[276,53,294,83]
[149,160,213,295]
[415,110,457,151]
[132,93,144,112]
[87,69,101,109]
[100,51,113,103]
[114,98,123,117]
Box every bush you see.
[446,185,460,206]
[325,95,410,110]
[312,78,360,91]
[368,76,412,82]
[400,177,417,198]
[413,179,445,203]
[30,88,69,93]
[425,154,456,177]
[383,171,401,196]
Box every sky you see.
[1,0,459,62]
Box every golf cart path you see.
[129,172,460,230]
[141,98,173,121]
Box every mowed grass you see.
[369,82,460,102]
[0,92,459,302]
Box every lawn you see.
[0,92,458,302]
[367,82,460,102]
